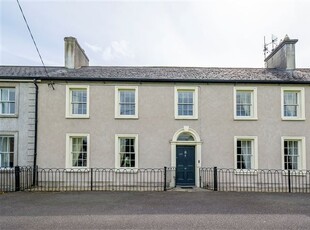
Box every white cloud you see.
[102,40,135,61]
[84,42,102,53]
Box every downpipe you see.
[32,79,38,186]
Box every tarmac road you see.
[0,190,309,229]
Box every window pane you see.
[9,89,15,101]
[119,138,135,168]
[284,140,299,170]
[119,90,135,115]
[178,91,194,116]
[0,88,15,115]
[284,92,298,117]
[0,136,14,167]
[236,140,252,169]
[1,89,9,101]
[236,91,252,117]
[71,137,87,167]
[71,89,87,115]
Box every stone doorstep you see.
[169,186,211,192]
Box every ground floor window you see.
[234,136,257,170]
[115,134,138,168]
[282,138,304,170]
[0,136,14,167]
[66,134,89,168]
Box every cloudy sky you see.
[1,0,310,68]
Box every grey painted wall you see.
[0,82,36,166]
[37,82,310,170]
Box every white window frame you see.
[115,134,138,169]
[234,136,258,170]
[66,133,90,169]
[234,87,257,120]
[0,132,18,168]
[115,86,138,119]
[174,86,198,119]
[66,85,90,118]
[281,87,305,120]
[0,87,18,117]
[281,136,306,171]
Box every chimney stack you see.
[264,35,298,70]
[64,37,89,69]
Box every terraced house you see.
[0,73,37,168]
[1,35,310,188]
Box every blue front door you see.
[176,146,195,186]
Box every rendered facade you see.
[1,36,310,187]
[0,81,36,167]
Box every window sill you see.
[234,117,258,121]
[66,116,90,119]
[175,117,198,120]
[0,114,18,118]
[281,117,306,121]
[115,116,139,120]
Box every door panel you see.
[176,146,195,186]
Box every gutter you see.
[36,77,310,85]
[32,79,38,186]
[0,79,38,82]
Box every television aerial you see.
[264,35,278,59]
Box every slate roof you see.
[1,66,310,83]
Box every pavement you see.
[0,190,309,229]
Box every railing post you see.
[36,165,38,186]
[90,168,93,191]
[199,168,201,188]
[288,169,291,193]
[32,165,36,186]
[213,166,218,191]
[15,166,20,192]
[164,167,167,191]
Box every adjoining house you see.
[0,35,309,187]
[0,76,37,168]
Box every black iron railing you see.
[200,167,310,193]
[3,166,309,193]
[0,166,33,192]
[1,166,176,192]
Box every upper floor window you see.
[234,87,257,120]
[66,133,89,168]
[0,136,14,168]
[0,88,15,115]
[281,87,305,120]
[282,137,306,170]
[234,136,258,170]
[66,85,89,118]
[115,86,138,119]
[175,86,198,119]
[115,134,138,168]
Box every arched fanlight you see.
[177,132,195,141]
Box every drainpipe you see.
[32,79,38,186]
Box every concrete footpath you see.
[0,190,309,229]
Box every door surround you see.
[170,126,202,187]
